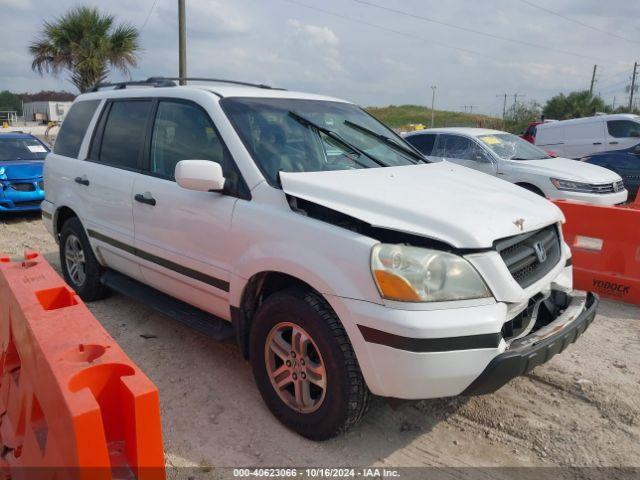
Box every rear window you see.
[53,100,100,158]
[405,134,436,155]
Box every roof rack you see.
[149,77,286,90]
[88,78,176,92]
[88,77,286,93]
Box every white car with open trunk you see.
[42,78,597,439]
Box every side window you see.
[437,135,480,161]
[607,120,640,138]
[97,100,152,169]
[406,134,436,155]
[53,100,100,158]
[149,100,248,196]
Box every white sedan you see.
[404,127,627,205]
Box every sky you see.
[1,0,639,115]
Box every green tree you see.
[0,91,23,115]
[503,101,542,134]
[543,91,609,120]
[29,6,139,93]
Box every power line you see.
[350,0,619,64]
[517,0,640,46]
[281,0,510,64]
[140,0,159,33]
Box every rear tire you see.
[250,288,370,440]
[59,217,110,302]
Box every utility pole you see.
[513,93,525,110]
[629,62,638,111]
[430,85,437,128]
[612,96,616,110]
[497,93,507,120]
[589,65,597,95]
[178,0,187,85]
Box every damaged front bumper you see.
[462,290,598,396]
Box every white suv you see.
[42,78,597,439]
[404,127,627,205]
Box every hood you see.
[280,162,563,249]
[510,157,621,183]
[0,161,43,181]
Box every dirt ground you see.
[1,213,639,475]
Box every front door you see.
[132,99,242,320]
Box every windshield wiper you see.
[343,120,424,164]
[288,111,387,168]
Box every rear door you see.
[562,119,606,158]
[132,98,247,319]
[433,134,497,175]
[80,98,154,281]
[605,119,640,152]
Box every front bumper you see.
[462,290,598,395]
[550,188,627,206]
[330,286,597,400]
[0,179,45,212]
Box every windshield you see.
[0,137,49,161]
[221,98,423,185]
[477,133,551,161]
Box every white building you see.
[22,101,73,123]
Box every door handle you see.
[609,141,619,145]
[592,142,602,145]
[135,192,156,206]
[74,176,89,186]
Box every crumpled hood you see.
[0,161,43,181]
[280,162,564,249]
[510,157,622,183]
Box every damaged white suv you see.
[43,78,598,440]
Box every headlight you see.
[371,244,491,302]
[550,178,593,192]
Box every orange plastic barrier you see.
[0,252,164,480]
[554,198,640,305]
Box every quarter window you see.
[607,120,640,138]
[97,100,152,169]
[53,100,100,158]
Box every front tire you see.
[59,217,110,302]
[250,288,370,440]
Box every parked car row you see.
[41,78,599,439]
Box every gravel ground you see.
[1,213,639,475]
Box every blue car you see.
[581,145,640,201]
[0,132,49,213]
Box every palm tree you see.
[30,7,139,93]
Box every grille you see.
[591,180,625,194]
[9,182,35,192]
[16,200,42,207]
[495,224,561,288]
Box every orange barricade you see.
[0,252,164,480]
[554,197,640,305]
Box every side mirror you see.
[175,160,225,192]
